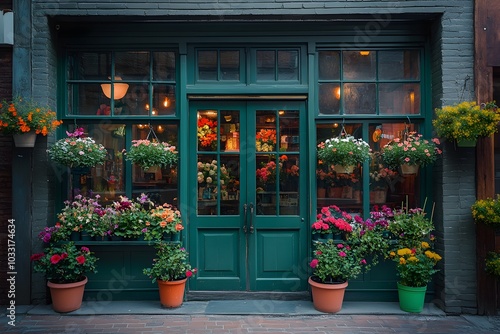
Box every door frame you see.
[187,99,309,293]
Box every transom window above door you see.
[317,49,421,116]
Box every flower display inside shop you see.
[125,139,178,170]
[143,241,197,283]
[433,101,500,142]
[144,203,183,241]
[197,116,217,149]
[255,129,277,152]
[197,160,231,188]
[381,132,442,169]
[317,135,370,167]
[47,128,107,168]
[256,155,295,187]
[0,96,62,135]
[31,242,98,284]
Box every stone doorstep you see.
[13,300,445,316]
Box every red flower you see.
[60,252,68,259]
[310,259,319,268]
[76,255,86,264]
[186,270,193,278]
[30,253,44,261]
[50,254,62,264]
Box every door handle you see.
[249,202,254,234]
[243,203,248,233]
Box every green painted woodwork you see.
[189,100,308,292]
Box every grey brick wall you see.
[22,0,478,313]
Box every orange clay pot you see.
[308,276,348,313]
[47,276,88,313]
[157,277,187,308]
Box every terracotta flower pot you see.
[157,277,187,308]
[308,276,348,313]
[47,277,88,313]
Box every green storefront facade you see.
[53,20,434,301]
[9,1,481,313]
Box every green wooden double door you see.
[188,100,308,292]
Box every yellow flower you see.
[421,241,430,249]
[397,248,412,256]
[399,257,406,265]
[408,256,419,262]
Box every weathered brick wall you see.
[25,0,477,313]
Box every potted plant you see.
[317,135,370,174]
[313,205,353,241]
[111,194,155,240]
[389,241,442,313]
[143,241,197,308]
[471,196,500,226]
[56,194,106,241]
[380,132,442,174]
[387,206,435,249]
[432,101,500,147]
[0,96,62,147]
[47,128,107,169]
[144,203,184,241]
[125,139,178,171]
[30,242,98,312]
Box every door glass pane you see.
[255,109,299,216]
[197,155,219,215]
[379,83,420,115]
[343,51,376,80]
[131,124,179,206]
[198,50,218,80]
[277,50,298,81]
[220,155,240,215]
[256,50,276,81]
[318,83,341,115]
[220,50,240,81]
[379,50,420,80]
[318,50,340,80]
[197,110,218,151]
[344,83,376,114]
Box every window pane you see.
[318,83,341,115]
[197,109,218,151]
[125,84,150,115]
[379,83,420,115]
[68,52,110,80]
[318,51,340,80]
[153,84,176,116]
[197,154,219,215]
[198,50,218,80]
[343,51,376,80]
[256,50,275,81]
[115,51,150,80]
[65,124,126,205]
[344,83,376,114]
[220,154,240,215]
[277,50,298,81]
[153,51,176,81]
[132,123,179,206]
[220,50,240,81]
[379,50,420,80]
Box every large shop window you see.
[65,123,179,206]
[318,50,421,115]
[66,50,177,116]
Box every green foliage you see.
[31,242,98,284]
[485,252,500,277]
[0,96,62,135]
[143,242,196,283]
[381,132,442,168]
[433,101,500,141]
[47,129,107,168]
[317,135,370,167]
[111,194,155,239]
[56,194,105,237]
[125,139,178,170]
[390,242,441,287]
[471,196,500,225]
[388,207,435,249]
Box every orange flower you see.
[160,221,167,228]
[175,223,183,231]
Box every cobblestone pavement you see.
[2,314,500,334]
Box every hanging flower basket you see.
[125,139,178,170]
[13,131,37,148]
[317,135,370,167]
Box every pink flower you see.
[186,270,193,278]
[310,259,319,268]
[76,255,86,264]
[338,251,346,257]
[50,254,61,264]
